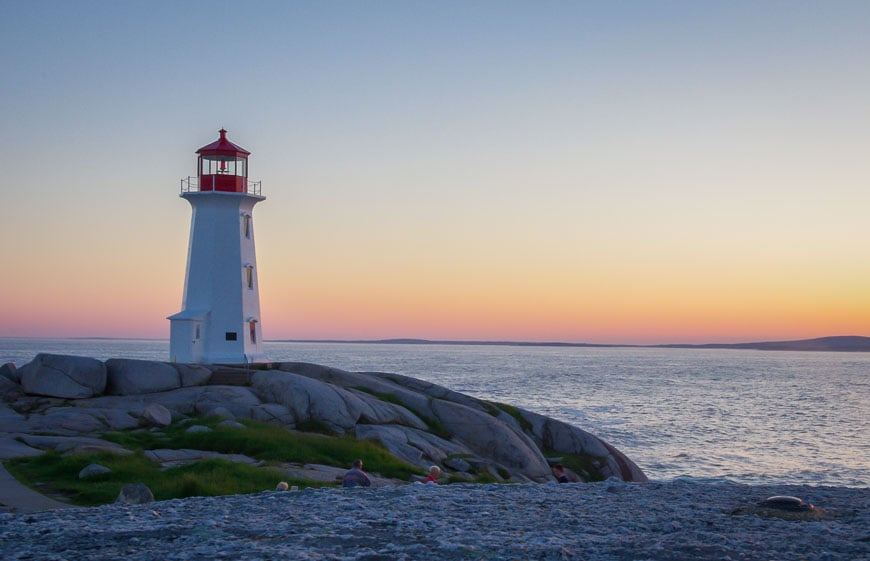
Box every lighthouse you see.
[168,129,268,364]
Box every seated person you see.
[424,465,441,484]
[551,464,569,483]
[341,459,372,488]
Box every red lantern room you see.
[196,129,251,193]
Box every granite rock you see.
[142,403,172,427]
[5,354,649,484]
[1,362,19,383]
[106,359,181,395]
[173,364,212,387]
[78,463,111,479]
[20,354,107,398]
[116,483,154,504]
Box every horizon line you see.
[4,334,869,352]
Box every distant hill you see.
[657,335,870,352]
[275,335,870,352]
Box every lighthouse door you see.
[190,321,204,363]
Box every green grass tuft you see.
[545,451,607,482]
[8,414,427,506]
[104,416,422,480]
[488,401,534,432]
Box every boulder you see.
[354,424,472,469]
[78,463,111,479]
[249,403,295,425]
[0,437,44,460]
[0,375,23,400]
[18,406,139,435]
[18,434,132,456]
[174,364,212,387]
[251,370,368,432]
[429,399,552,481]
[20,354,107,398]
[519,410,648,482]
[79,386,261,419]
[0,362,19,383]
[520,410,610,457]
[144,448,260,467]
[106,359,181,395]
[348,390,428,429]
[354,424,424,466]
[116,483,154,505]
[443,457,472,472]
[0,401,24,427]
[206,406,236,420]
[186,425,211,433]
[142,403,172,427]
[278,362,438,420]
[188,386,262,418]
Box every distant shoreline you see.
[273,335,870,353]
[4,335,870,352]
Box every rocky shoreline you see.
[1,355,646,484]
[2,354,867,559]
[2,479,867,560]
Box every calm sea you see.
[2,338,867,488]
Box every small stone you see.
[186,425,212,433]
[116,483,154,504]
[0,362,19,383]
[142,403,172,427]
[78,463,111,479]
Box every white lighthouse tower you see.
[168,129,268,364]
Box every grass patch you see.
[415,410,451,440]
[104,416,422,480]
[5,452,304,506]
[8,415,426,506]
[487,401,534,433]
[158,459,295,500]
[546,452,607,482]
[294,419,335,435]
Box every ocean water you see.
[2,338,868,488]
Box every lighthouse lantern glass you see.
[201,155,246,177]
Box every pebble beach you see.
[2,480,867,560]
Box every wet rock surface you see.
[1,481,866,560]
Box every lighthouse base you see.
[168,313,268,366]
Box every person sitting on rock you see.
[341,459,371,488]
[551,464,569,483]
[424,465,441,484]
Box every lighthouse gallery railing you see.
[180,176,263,195]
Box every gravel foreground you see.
[1,480,867,560]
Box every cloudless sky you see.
[2,0,869,344]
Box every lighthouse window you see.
[245,266,254,289]
[243,215,251,238]
[225,332,237,341]
[249,321,257,344]
[202,156,246,177]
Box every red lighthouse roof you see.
[196,129,251,157]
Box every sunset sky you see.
[2,1,869,345]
